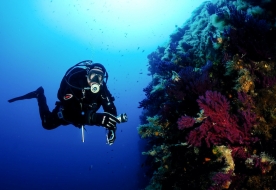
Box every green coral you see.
[138,115,164,138]
[148,73,168,95]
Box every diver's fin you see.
[8,86,44,103]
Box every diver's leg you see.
[41,105,65,130]
[37,89,64,130]
[8,86,44,103]
[37,89,50,124]
[7,86,51,123]
[8,87,62,129]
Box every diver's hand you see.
[92,112,120,129]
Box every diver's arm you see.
[101,84,117,116]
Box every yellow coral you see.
[235,68,255,93]
[149,150,157,156]
[252,60,274,73]
[260,152,276,174]
[195,109,207,123]
[225,54,244,75]
[137,115,167,138]
[172,70,181,82]
[212,148,218,155]
[246,152,276,174]
[216,145,235,172]
[159,120,170,129]
[142,149,157,156]
[217,37,223,44]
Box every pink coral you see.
[197,91,230,118]
[177,116,196,129]
[177,91,257,147]
[185,91,254,147]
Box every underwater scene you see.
[1,0,276,190]
[138,0,276,189]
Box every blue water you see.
[0,1,205,189]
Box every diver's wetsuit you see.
[39,67,117,130]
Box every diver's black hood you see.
[89,63,106,75]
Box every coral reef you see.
[138,0,276,189]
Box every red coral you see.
[237,92,258,143]
[185,128,204,147]
[186,91,252,147]
[237,92,254,109]
[231,146,250,159]
[177,116,196,129]
[240,109,256,135]
[197,91,230,118]
[178,91,257,148]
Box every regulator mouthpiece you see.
[91,83,100,93]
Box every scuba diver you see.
[8,60,127,145]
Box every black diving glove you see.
[91,112,120,129]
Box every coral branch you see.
[177,116,196,129]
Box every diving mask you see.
[88,72,104,93]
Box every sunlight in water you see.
[36,0,204,51]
